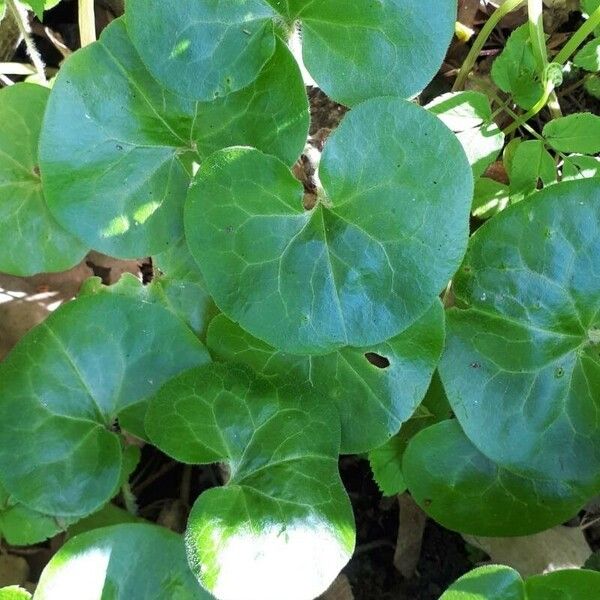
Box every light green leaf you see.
[20,0,44,19]
[492,24,544,110]
[0,1,5,21]
[39,18,308,258]
[146,363,355,600]
[562,154,600,181]
[186,98,472,354]
[441,566,600,599]
[509,140,556,202]
[35,523,211,599]
[544,113,600,154]
[472,177,510,219]
[0,83,86,275]
[584,74,600,98]
[207,300,444,454]
[404,420,587,536]
[574,38,600,71]
[0,293,210,518]
[427,91,504,177]
[0,480,74,545]
[368,372,451,496]
[582,0,600,37]
[126,0,278,101]
[439,179,600,493]
[0,587,31,600]
[127,0,456,105]
[440,565,525,599]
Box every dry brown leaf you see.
[394,493,427,578]
[464,525,591,577]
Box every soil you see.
[3,1,600,598]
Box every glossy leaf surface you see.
[403,420,587,536]
[40,18,308,258]
[35,524,210,599]
[146,363,355,600]
[187,98,472,354]
[440,179,600,492]
[127,0,456,105]
[207,301,444,454]
[0,83,86,275]
[0,293,210,518]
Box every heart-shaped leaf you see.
[403,420,588,536]
[207,300,444,453]
[186,97,472,354]
[0,293,210,518]
[441,565,600,599]
[127,0,456,106]
[35,523,211,599]
[146,363,355,600]
[0,83,86,276]
[39,18,308,258]
[439,179,600,493]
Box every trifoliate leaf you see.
[207,300,444,454]
[126,0,457,105]
[544,113,600,154]
[186,97,472,354]
[146,363,355,600]
[35,524,210,599]
[509,140,556,202]
[404,420,588,536]
[0,293,210,518]
[0,83,87,275]
[440,179,600,494]
[492,24,544,110]
[39,18,308,258]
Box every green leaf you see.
[186,98,472,354]
[0,293,210,518]
[439,179,600,493]
[509,140,556,202]
[440,565,525,599]
[0,83,87,275]
[574,38,600,72]
[562,154,600,182]
[35,523,210,599]
[368,372,451,496]
[404,420,587,536]
[472,177,510,219]
[127,0,456,106]
[544,113,600,154]
[427,91,504,178]
[442,566,600,599]
[207,300,444,454]
[582,0,600,37]
[526,570,600,599]
[66,502,144,540]
[21,0,44,19]
[39,18,308,259]
[0,588,31,600]
[492,24,544,110]
[0,1,6,21]
[146,363,355,600]
[126,0,278,101]
[0,480,74,545]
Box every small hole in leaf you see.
[32,165,40,177]
[365,352,390,369]
[554,367,564,379]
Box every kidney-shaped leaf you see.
[0,83,86,276]
[146,363,355,600]
[206,300,444,454]
[440,179,600,493]
[186,97,472,354]
[35,523,211,599]
[0,293,210,518]
[127,0,456,106]
[39,18,308,258]
[403,420,588,536]
[441,565,600,600]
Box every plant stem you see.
[528,0,548,71]
[78,0,96,47]
[5,0,46,83]
[503,79,554,135]
[121,482,138,515]
[555,6,600,65]
[453,0,525,91]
